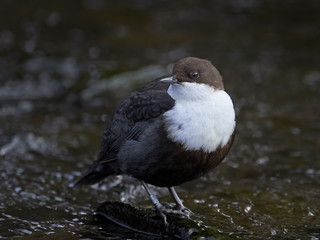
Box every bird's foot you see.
[153,203,193,231]
[158,202,193,218]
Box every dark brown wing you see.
[76,78,174,185]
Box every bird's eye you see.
[189,71,199,79]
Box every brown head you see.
[171,57,224,90]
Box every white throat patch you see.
[164,82,236,153]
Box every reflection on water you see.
[0,0,319,239]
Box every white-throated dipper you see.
[76,57,236,223]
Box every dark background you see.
[0,0,319,239]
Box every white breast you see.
[164,82,236,153]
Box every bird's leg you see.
[168,187,193,215]
[140,180,167,227]
[168,187,184,209]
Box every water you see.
[0,0,319,239]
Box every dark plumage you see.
[76,77,175,185]
[76,57,236,221]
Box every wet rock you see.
[93,201,212,239]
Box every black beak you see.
[160,76,178,84]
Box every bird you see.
[76,57,236,223]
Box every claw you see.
[159,202,193,218]
[139,180,193,228]
[159,211,168,230]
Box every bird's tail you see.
[75,160,116,186]
[75,171,105,186]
